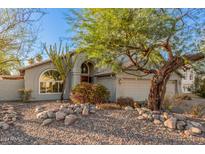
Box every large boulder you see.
[153,119,162,125]
[82,105,89,116]
[164,117,177,129]
[56,111,66,121]
[125,106,134,111]
[35,106,44,113]
[47,111,55,118]
[0,122,9,130]
[176,121,186,130]
[74,107,83,114]
[174,114,186,121]
[163,112,169,120]
[64,115,78,126]
[136,108,145,115]
[190,127,202,135]
[36,111,48,120]
[41,119,53,126]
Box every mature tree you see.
[44,42,78,100]
[0,9,45,74]
[69,9,205,110]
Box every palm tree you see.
[28,58,35,65]
[36,53,43,62]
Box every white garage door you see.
[118,79,176,101]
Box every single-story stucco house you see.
[0,53,182,102]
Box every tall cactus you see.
[44,42,78,101]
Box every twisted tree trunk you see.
[148,53,204,111]
[148,73,170,110]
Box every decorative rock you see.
[60,108,70,115]
[153,119,161,125]
[36,111,48,120]
[164,117,177,129]
[74,107,83,114]
[56,111,66,121]
[0,122,9,130]
[189,121,202,128]
[136,108,145,115]
[152,114,160,120]
[142,113,149,119]
[147,114,153,121]
[35,106,44,113]
[141,107,151,112]
[163,112,169,120]
[184,130,191,136]
[12,117,17,122]
[47,111,55,118]
[42,119,53,126]
[137,116,145,120]
[152,110,161,115]
[64,115,78,126]
[177,121,186,130]
[160,115,165,122]
[125,106,134,111]
[82,105,89,116]
[89,105,96,114]
[174,114,186,121]
[190,127,202,135]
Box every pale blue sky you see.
[30,8,73,60]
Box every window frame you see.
[39,69,63,94]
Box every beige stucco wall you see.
[0,79,24,101]
[95,76,116,101]
[24,62,71,101]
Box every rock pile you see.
[132,106,205,136]
[0,105,18,130]
[35,103,96,126]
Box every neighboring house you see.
[181,68,196,93]
[0,54,182,102]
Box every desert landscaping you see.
[1,97,205,145]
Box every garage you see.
[117,79,177,101]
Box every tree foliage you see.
[0,8,45,74]
[69,9,205,110]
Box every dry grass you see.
[188,104,205,117]
[96,103,122,110]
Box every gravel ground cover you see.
[0,101,205,145]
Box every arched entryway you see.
[80,62,94,83]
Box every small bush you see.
[96,103,122,110]
[162,96,173,111]
[18,89,32,102]
[91,84,110,103]
[70,82,110,104]
[116,97,139,108]
[189,105,205,117]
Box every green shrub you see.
[70,82,110,104]
[18,89,32,102]
[191,77,205,98]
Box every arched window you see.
[81,63,89,74]
[81,62,93,83]
[39,69,63,93]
